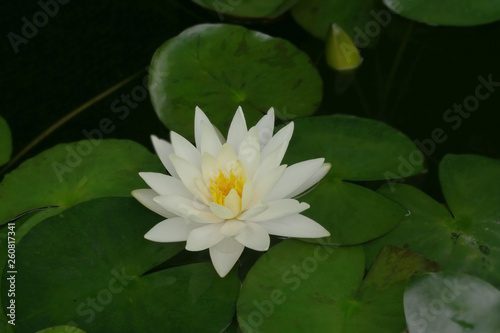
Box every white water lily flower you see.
[132,106,330,277]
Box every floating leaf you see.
[149,24,322,140]
[284,115,422,244]
[0,139,163,225]
[384,0,500,26]
[191,0,299,19]
[36,326,86,333]
[0,116,12,167]
[291,0,379,42]
[326,23,362,71]
[237,241,436,332]
[405,272,500,333]
[365,154,500,286]
[6,197,239,332]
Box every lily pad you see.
[191,0,299,19]
[300,179,407,245]
[384,0,500,26]
[365,154,500,286]
[6,197,239,332]
[36,326,86,333]
[0,116,12,167]
[291,0,378,41]
[0,139,164,225]
[237,241,437,332]
[405,272,500,333]
[149,24,322,140]
[284,115,422,245]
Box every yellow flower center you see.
[209,169,245,206]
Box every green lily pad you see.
[384,0,500,26]
[291,0,378,41]
[286,115,424,181]
[36,326,86,333]
[365,155,500,286]
[191,0,299,19]
[0,139,163,225]
[284,115,422,245]
[237,241,436,332]
[300,179,407,245]
[149,24,322,140]
[0,116,12,167]
[405,272,500,333]
[6,197,239,332]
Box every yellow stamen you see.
[210,169,245,206]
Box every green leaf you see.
[149,24,322,140]
[365,155,500,286]
[405,272,500,333]
[300,179,407,245]
[36,326,86,333]
[8,197,239,332]
[286,115,423,181]
[384,0,500,26]
[237,241,436,332]
[0,116,12,167]
[291,0,378,41]
[191,0,299,18]
[284,115,422,245]
[440,154,500,227]
[0,139,163,225]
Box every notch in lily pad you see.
[326,23,362,71]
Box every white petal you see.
[248,199,309,222]
[237,127,260,179]
[255,107,275,148]
[186,223,224,251]
[217,143,239,172]
[209,238,244,277]
[235,221,270,251]
[194,177,211,204]
[170,155,206,202]
[260,122,293,162]
[138,172,192,198]
[170,131,201,169]
[224,189,242,216]
[144,217,193,242]
[194,106,216,149]
[151,135,178,178]
[287,163,331,199]
[131,189,176,218]
[259,214,330,238]
[241,179,253,211]
[238,204,268,220]
[252,141,287,184]
[200,121,223,157]
[247,165,286,209]
[265,158,325,202]
[220,219,246,237]
[209,202,236,220]
[227,106,248,151]
[201,152,221,185]
[154,195,223,223]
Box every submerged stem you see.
[0,70,144,177]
